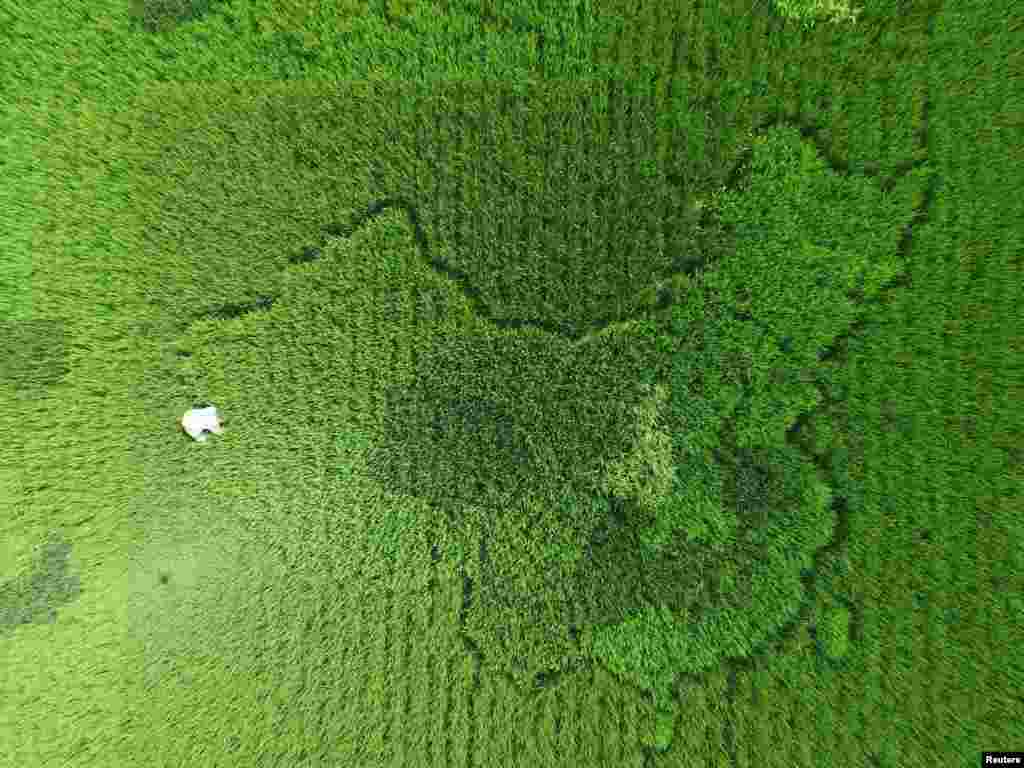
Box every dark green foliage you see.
[366,321,671,683]
[366,326,648,515]
[734,448,774,519]
[128,0,224,33]
[588,440,833,705]
[399,81,728,335]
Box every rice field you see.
[1,0,1021,765]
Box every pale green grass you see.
[771,0,863,28]
[2,215,478,763]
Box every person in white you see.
[180,406,224,442]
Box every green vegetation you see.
[2,0,1020,765]
[771,0,863,28]
[820,604,851,661]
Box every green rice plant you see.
[640,702,679,752]
[820,604,851,661]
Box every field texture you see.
[1,0,1021,766]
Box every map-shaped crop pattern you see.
[160,93,927,706]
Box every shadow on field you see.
[0,532,81,636]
